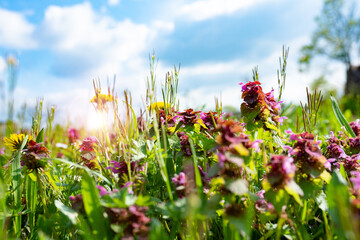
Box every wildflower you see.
[350,119,360,136]
[176,108,202,126]
[177,132,191,156]
[286,131,327,178]
[105,205,150,237]
[351,171,360,192]
[21,140,49,170]
[79,137,98,169]
[266,155,296,189]
[148,102,169,111]
[79,137,97,152]
[347,136,360,155]
[3,133,32,152]
[343,154,360,174]
[172,172,186,186]
[69,194,85,213]
[199,111,218,132]
[107,160,136,177]
[240,81,285,130]
[90,92,114,111]
[0,147,4,155]
[156,109,176,128]
[67,127,80,143]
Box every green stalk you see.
[152,111,173,202]
[36,170,48,216]
[26,174,37,236]
[12,135,28,237]
[322,210,331,240]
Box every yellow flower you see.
[3,134,32,152]
[90,93,114,111]
[90,93,113,104]
[148,102,170,111]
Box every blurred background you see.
[0,0,359,129]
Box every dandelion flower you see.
[3,134,32,152]
[90,93,114,111]
[148,102,169,111]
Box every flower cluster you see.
[172,172,186,198]
[176,108,201,126]
[350,120,360,136]
[79,137,98,169]
[108,160,136,177]
[215,119,261,179]
[105,206,150,238]
[240,81,285,130]
[324,129,360,173]
[177,132,191,156]
[90,91,114,111]
[67,127,80,144]
[285,131,327,178]
[21,140,49,170]
[266,155,296,189]
[199,111,218,132]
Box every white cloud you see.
[108,0,120,6]
[0,8,37,49]
[20,2,176,124]
[175,35,347,111]
[178,0,272,22]
[0,56,6,74]
[41,2,173,77]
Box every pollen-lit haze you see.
[0,0,347,128]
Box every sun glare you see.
[86,110,105,130]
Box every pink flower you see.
[67,127,80,143]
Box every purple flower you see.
[67,127,80,143]
[350,119,360,136]
[0,147,4,155]
[251,139,263,152]
[350,171,360,192]
[97,185,109,197]
[107,160,136,175]
[285,131,327,178]
[257,190,265,198]
[172,172,186,186]
[266,155,296,189]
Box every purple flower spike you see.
[96,185,109,197]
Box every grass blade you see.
[330,95,356,138]
[12,135,28,237]
[81,171,108,240]
[52,158,113,187]
[55,200,78,225]
[26,174,37,236]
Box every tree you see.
[299,0,360,95]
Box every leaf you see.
[81,172,108,240]
[265,189,288,213]
[36,128,45,143]
[330,95,356,138]
[226,179,248,196]
[327,171,360,239]
[52,158,113,187]
[233,143,249,157]
[284,180,303,205]
[26,174,37,231]
[55,200,78,225]
[315,191,328,211]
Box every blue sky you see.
[0,0,348,128]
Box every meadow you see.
[0,54,359,240]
